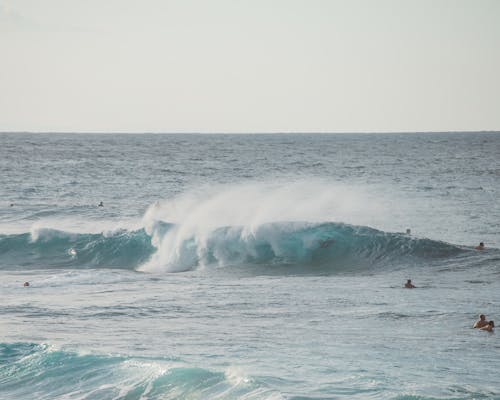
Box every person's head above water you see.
[404,279,415,288]
[473,314,489,328]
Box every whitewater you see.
[1,132,499,400]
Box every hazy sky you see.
[1,0,499,133]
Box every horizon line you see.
[1,130,499,135]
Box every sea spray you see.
[141,182,384,272]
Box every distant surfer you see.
[98,201,104,207]
[23,282,30,287]
[406,228,411,235]
[10,203,14,207]
[319,239,335,248]
[479,321,494,332]
[404,279,416,289]
[475,242,485,250]
[473,314,489,329]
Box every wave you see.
[139,183,470,272]
[143,220,466,272]
[0,342,278,400]
[0,221,466,272]
[0,227,155,270]
[1,342,492,400]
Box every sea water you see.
[0,132,499,399]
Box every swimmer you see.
[475,242,485,250]
[98,201,104,207]
[23,282,30,287]
[406,228,411,235]
[404,279,416,289]
[479,321,494,332]
[473,314,489,329]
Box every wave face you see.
[0,342,276,400]
[0,228,155,270]
[143,220,465,272]
[0,221,464,272]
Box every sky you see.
[0,0,499,133]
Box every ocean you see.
[0,132,499,400]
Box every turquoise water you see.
[1,132,499,399]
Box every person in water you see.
[479,321,495,332]
[319,239,335,248]
[473,314,489,328]
[475,242,485,250]
[23,282,30,287]
[404,279,416,288]
[406,228,411,235]
[98,201,104,207]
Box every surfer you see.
[98,201,104,207]
[474,242,485,250]
[319,239,335,248]
[473,314,489,329]
[23,282,30,287]
[404,279,416,289]
[479,321,494,332]
[406,228,411,235]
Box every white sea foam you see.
[19,218,142,242]
[225,366,252,386]
[0,218,143,237]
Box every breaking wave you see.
[142,220,466,272]
[0,221,466,272]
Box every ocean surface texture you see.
[1,132,499,400]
